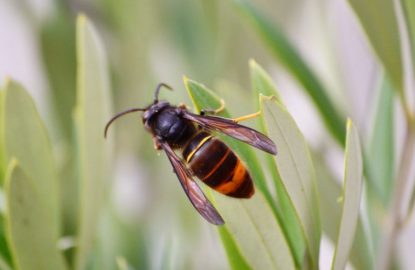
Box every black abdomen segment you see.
[182,132,254,198]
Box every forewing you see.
[183,112,277,155]
[159,140,225,225]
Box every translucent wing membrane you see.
[183,112,277,155]
[159,140,225,225]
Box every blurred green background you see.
[1,0,415,269]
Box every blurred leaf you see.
[364,78,395,258]
[368,78,395,204]
[74,15,112,270]
[218,227,251,270]
[40,10,76,140]
[314,151,373,270]
[0,88,5,183]
[331,120,363,270]
[234,0,346,145]
[116,256,134,270]
[3,79,60,237]
[164,0,218,82]
[0,254,12,270]
[261,96,321,269]
[0,213,13,267]
[4,160,66,270]
[185,78,295,270]
[250,60,305,266]
[402,0,415,75]
[348,0,403,93]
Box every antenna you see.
[104,108,145,138]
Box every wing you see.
[159,139,225,225]
[182,111,277,155]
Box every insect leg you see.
[152,136,162,150]
[200,99,225,116]
[233,110,261,123]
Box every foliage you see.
[1,0,415,269]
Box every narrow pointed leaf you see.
[402,0,415,77]
[250,60,305,266]
[218,227,251,270]
[368,78,395,204]
[315,151,373,270]
[5,160,66,270]
[185,78,295,270]
[184,77,274,209]
[261,96,321,269]
[0,213,13,267]
[3,80,60,238]
[331,120,363,270]
[40,10,76,140]
[348,0,403,93]
[215,193,296,270]
[0,88,5,183]
[74,15,112,270]
[0,255,12,270]
[250,59,280,101]
[234,0,346,145]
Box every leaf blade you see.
[74,15,112,270]
[215,194,296,270]
[5,160,66,270]
[402,0,415,79]
[3,79,60,239]
[185,78,295,270]
[261,96,321,269]
[250,60,306,266]
[234,0,346,145]
[331,120,363,270]
[348,0,403,93]
[218,227,252,270]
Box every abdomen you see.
[182,132,254,198]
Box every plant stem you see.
[377,121,415,270]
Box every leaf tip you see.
[2,76,12,89]
[249,58,258,68]
[346,118,353,130]
[8,158,19,171]
[182,75,190,85]
[259,93,277,103]
[77,13,88,25]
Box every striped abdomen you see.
[182,132,254,198]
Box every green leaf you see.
[348,0,403,93]
[74,15,112,270]
[184,78,295,270]
[363,78,395,257]
[40,9,76,140]
[368,78,395,204]
[403,0,415,77]
[0,213,13,267]
[5,160,66,270]
[2,79,60,238]
[184,77,274,208]
[331,120,363,270]
[218,227,251,270]
[261,96,321,269]
[250,60,306,266]
[249,59,280,102]
[214,193,296,270]
[0,87,5,183]
[314,150,373,270]
[0,254,12,270]
[234,0,346,145]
